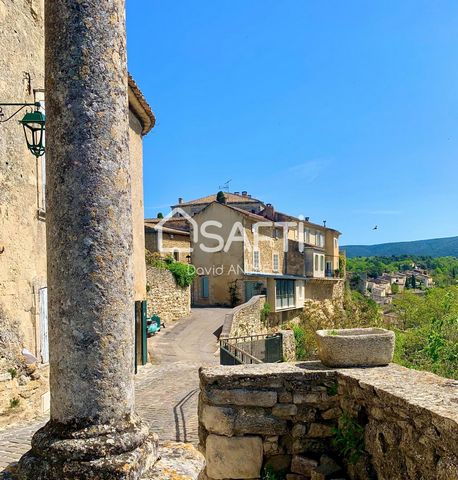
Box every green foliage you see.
[261,302,272,323]
[228,280,241,307]
[292,285,383,360]
[145,251,196,288]
[9,397,20,409]
[332,412,365,464]
[291,324,308,361]
[326,382,338,396]
[339,254,346,277]
[216,190,226,204]
[7,367,17,379]
[391,283,400,294]
[392,287,458,379]
[167,261,196,288]
[262,465,286,480]
[157,212,164,219]
[346,255,458,286]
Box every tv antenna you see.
[218,179,232,192]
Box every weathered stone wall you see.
[0,364,49,428]
[146,265,191,324]
[221,295,268,339]
[305,279,345,306]
[199,362,458,480]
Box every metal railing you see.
[220,333,283,365]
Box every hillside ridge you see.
[342,235,458,258]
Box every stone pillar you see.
[17,1,157,478]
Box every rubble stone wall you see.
[199,362,458,480]
[146,266,191,324]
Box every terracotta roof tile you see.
[172,192,263,207]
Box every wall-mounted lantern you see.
[0,102,45,158]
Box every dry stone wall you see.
[146,265,191,324]
[199,362,458,480]
[221,295,268,339]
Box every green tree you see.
[157,212,164,219]
[216,191,226,204]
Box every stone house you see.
[190,201,343,322]
[145,217,191,263]
[171,191,265,216]
[0,0,154,374]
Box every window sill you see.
[37,209,46,221]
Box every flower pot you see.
[315,328,395,367]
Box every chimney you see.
[242,191,248,196]
[264,203,275,220]
[234,191,240,195]
[178,197,183,204]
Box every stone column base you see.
[16,415,159,480]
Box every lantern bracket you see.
[0,102,42,123]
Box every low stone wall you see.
[221,295,268,339]
[199,362,458,480]
[146,265,191,324]
[221,297,296,363]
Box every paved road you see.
[0,307,227,472]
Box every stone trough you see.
[315,328,395,367]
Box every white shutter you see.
[39,287,49,363]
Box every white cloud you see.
[287,159,328,183]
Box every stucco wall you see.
[199,362,458,480]
[129,111,147,301]
[146,265,191,324]
[0,0,46,358]
[192,203,244,306]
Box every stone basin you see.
[315,328,395,367]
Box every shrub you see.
[145,251,196,288]
[167,261,196,288]
[332,412,365,464]
[9,397,20,409]
[260,302,271,323]
[228,280,241,307]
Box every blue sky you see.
[126,0,458,245]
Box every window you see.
[275,279,295,309]
[273,253,279,272]
[304,228,310,244]
[314,254,319,271]
[334,237,338,249]
[316,232,324,248]
[201,277,209,298]
[253,250,260,271]
[173,250,179,261]
[320,255,325,271]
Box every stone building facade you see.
[190,201,343,323]
[145,219,191,264]
[0,0,155,417]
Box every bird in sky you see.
[373,225,378,230]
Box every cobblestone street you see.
[0,307,226,472]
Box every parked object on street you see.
[147,314,163,336]
[315,327,395,367]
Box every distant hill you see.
[342,236,458,258]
